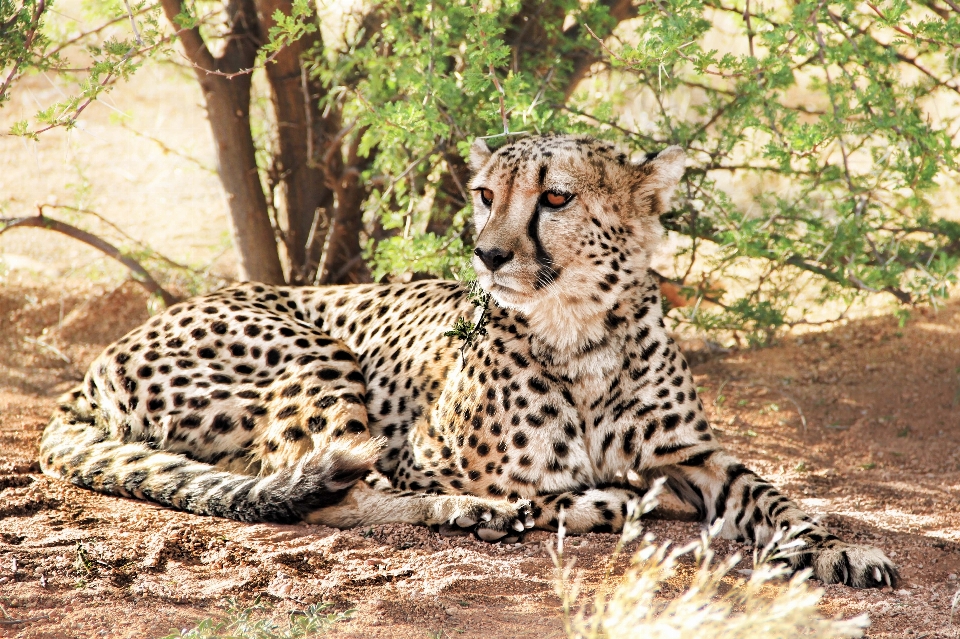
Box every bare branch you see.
[23,336,72,364]
[0,613,49,626]
[0,210,179,306]
[38,203,235,280]
[488,63,510,134]
[174,45,286,79]
[122,0,144,46]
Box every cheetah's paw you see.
[438,498,534,542]
[811,542,898,588]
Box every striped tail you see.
[39,388,379,523]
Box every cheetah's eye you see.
[541,191,573,209]
[477,188,494,207]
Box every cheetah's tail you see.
[39,387,380,524]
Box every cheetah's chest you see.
[432,331,641,496]
[423,290,681,496]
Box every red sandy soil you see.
[1,281,958,638]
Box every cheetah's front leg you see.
[664,448,898,588]
[303,478,534,539]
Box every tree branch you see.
[158,0,215,71]
[0,0,46,103]
[558,0,638,99]
[0,211,179,306]
[661,215,915,304]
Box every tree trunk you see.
[255,0,334,284]
[318,128,372,284]
[203,72,286,284]
[160,0,285,284]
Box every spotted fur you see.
[40,134,896,588]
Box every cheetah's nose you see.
[474,247,514,272]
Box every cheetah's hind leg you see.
[39,387,381,523]
[38,289,386,524]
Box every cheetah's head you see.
[467,134,685,317]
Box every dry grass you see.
[553,482,869,639]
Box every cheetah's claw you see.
[810,542,899,588]
[443,499,534,542]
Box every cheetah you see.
[40,134,897,588]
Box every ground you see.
[1,280,958,639]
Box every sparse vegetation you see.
[73,540,95,589]
[551,481,869,639]
[443,281,491,358]
[161,598,353,639]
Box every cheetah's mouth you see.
[475,266,539,308]
[484,279,533,308]
[489,282,519,296]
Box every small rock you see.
[896,589,911,596]
[948,573,957,581]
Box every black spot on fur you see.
[211,414,235,433]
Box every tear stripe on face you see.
[528,202,561,291]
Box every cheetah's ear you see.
[469,138,493,172]
[633,145,685,216]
